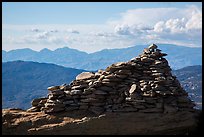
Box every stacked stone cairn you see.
[27,44,195,115]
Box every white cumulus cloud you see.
[153,6,201,34]
[111,5,202,47]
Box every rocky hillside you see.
[2,61,85,109]
[172,65,202,109]
[2,44,201,135]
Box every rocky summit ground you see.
[2,108,201,135]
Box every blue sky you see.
[3,2,202,24]
[2,2,202,53]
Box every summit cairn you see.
[27,44,195,115]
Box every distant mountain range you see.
[2,44,202,70]
[2,61,202,110]
[2,61,85,109]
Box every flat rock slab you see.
[76,72,95,80]
[2,109,201,135]
[47,86,60,91]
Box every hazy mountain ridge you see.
[2,44,202,70]
[2,61,202,110]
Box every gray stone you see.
[116,74,128,79]
[142,91,156,97]
[113,107,138,112]
[152,85,166,91]
[47,86,60,91]
[59,84,68,90]
[164,104,178,113]
[133,99,146,103]
[65,106,79,111]
[113,97,125,104]
[94,90,107,95]
[101,81,117,87]
[89,106,105,115]
[91,102,105,107]
[79,105,89,110]
[39,99,47,105]
[63,100,74,105]
[104,74,116,79]
[154,60,163,65]
[98,86,113,92]
[70,90,82,95]
[141,57,152,62]
[114,62,127,66]
[155,77,166,81]
[49,89,64,95]
[102,78,122,82]
[115,69,131,75]
[143,48,151,54]
[141,85,151,92]
[155,90,171,96]
[82,88,94,95]
[48,94,56,100]
[144,98,157,104]
[152,73,163,77]
[44,107,65,113]
[45,102,65,108]
[76,72,95,80]
[94,72,101,77]
[148,44,158,50]
[71,84,88,90]
[125,97,132,101]
[27,107,40,112]
[143,70,152,74]
[81,98,101,103]
[129,84,137,94]
[31,98,47,106]
[156,103,163,109]
[64,90,71,95]
[133,104,146,109]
